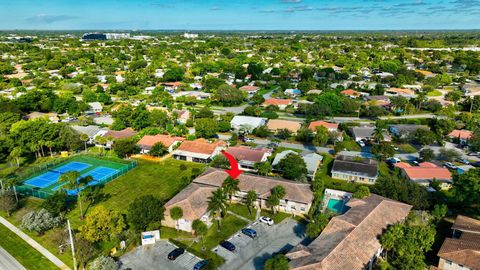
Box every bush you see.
[0,189,17,216]
[87,256,118,270]
[41,191,70,216]
[21,209,62,234]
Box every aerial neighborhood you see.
[0,29,480,270]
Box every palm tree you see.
[80,134,89,152]
[373,126,384,143]
[245,190,258,215]
[207,188,228,231]
[222,177,239,203]
[170,206,183,231]
[267,185,286,214]
[58,171,90,219]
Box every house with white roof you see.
[230,116,267,133]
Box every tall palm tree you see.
[80,134,89,152]
[9,147,23,168]
[44,141,55,157]
[58,171,90,219]
[207,188,228,231]
[245,190,258,215]
[170,206,183,231]
[222,177,239,203]
[373,126,384,143]
[267,185,286,214]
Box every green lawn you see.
[201,215,249,250]
[228,203,256,221]
[335,140,361,152]
[68,158,206,226]
[260,210,291,224]
[427,90,442,97]
[396,143,417,153]
[0,223,58,270]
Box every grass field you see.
[0,223,58,270]
[229,203,256,221]
[396,143,418,153]
[427,90,443,96]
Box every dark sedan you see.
[220,240,236,252]
[167,247,185,260]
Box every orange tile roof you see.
[176,139,226,155]
[104,128,137,139]
[226,146,268,163]
[388,87,415,95]
[267,119,302,133]
[416,69,435,76]
[308,121,339,132]
[403,167,452,181]
[262,98,293,106]
[394,162,412,169]
[137,134,185,148]
[340,89,360,97]
[448,129,473,140]
[239,85,260,91]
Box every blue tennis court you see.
[53,166,119,195]
[23,162,91,188]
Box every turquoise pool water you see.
[327,198,346,214]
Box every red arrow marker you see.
[221,150,243,179]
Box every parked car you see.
[471,161,480,167]
[220,240,236,251]
[167,247,185,260]
[241,228,257,238]
[259,216,274,226]
[357,141,366,147]
[193,260,208,270]
[456,158,470,165]
[244,137,255,143]
[444,162,458,170]
[392,145,399,151]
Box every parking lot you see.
[213,218,306,270]
[119,240,202,270]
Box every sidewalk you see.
[0,216,70,270]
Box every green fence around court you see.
[9,154,137,199]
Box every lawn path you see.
[0,216,70,270]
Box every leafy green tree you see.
[313,126,329,146]
[295,128,313,143]
[373,176,430,210]
[451,169,480,214]
[192,219,208,249]
[306,212,330,238]
[431,204,448,223]
[254,161,272,176]
[277,153,308,182]
[207,188,228,230]
[87,255,118,270]
[127,195,164,232]
[213,84,245,106]
[163,67,185,82]
[413,129,436,146]
[245,190,258,215]
[80,206,126,242]
[264,254,290,270]
[253,126,272,138]
[149,142,168,157]
[0,190,17,216]
[170,206,184,231]
[113,138,140,158]
[210,154,230,169]
[75,238,96,269]
[80,133,89,151]
[353,186,370,199]
[267,185,286,214]
[371,142,395,160]
[41,191,70,216]
[195,118,218,138]
[419,148,435,161]
[438,148,461,162]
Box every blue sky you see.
[0,0,479,30]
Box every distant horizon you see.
[1,29,480,33]
[1,0,479,31]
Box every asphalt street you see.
[0,246,26,270]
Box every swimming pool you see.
[327,198,347,214]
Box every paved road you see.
[0,246,26,270]
[215,218,306,270]
[0,216,70,270]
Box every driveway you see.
[0,246,25,270]
[214,218,306,270]
[119,240,202,270]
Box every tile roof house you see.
[172,139,226,163]
[239,85,260,95]
[385,87,417,98]
[436,215,480,270]
[163,168,314,232]
[308,121,339,132]
[230,115,267,133]
[331,155,379,184]
[137,134,185,153]
[103,128,138,140]
[26,112,59,123]
[395,162,452,189]
[340,89,361,98]
[173,109,190,124]
[448,130,473,145]
[266,119,302,134]
[225,146,271,172]
[262,98,293,110]
[272,150,323,179]
[351,126,392,142]
[87,102,103,114]
[287,194,412,270]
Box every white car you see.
[357,141,366,147]
[259,216,274,226]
